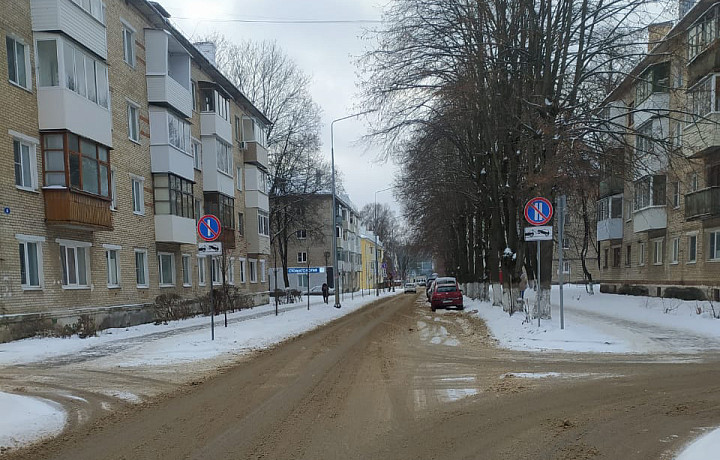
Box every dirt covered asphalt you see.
[2,293,720,459]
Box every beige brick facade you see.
[0,0,270,341]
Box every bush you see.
[617,284,649,297]
[663,287,707,301]
[154,293,194,324]
[199,286,253,316]
[59,314,97,339]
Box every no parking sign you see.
[524,197,553,226]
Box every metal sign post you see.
[524,198,554,328]
[558,195,566,330]
[198,214,222,340]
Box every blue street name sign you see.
[288,267,322,274]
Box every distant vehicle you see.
[417,280,426,287]
[404,283,416,293]
[429,277,463,312]
[425,273,439,301]
[309,285,334,295]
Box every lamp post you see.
[374,186,393,296]
[330,110,374,308]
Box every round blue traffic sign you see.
[524,197,553,226]
[197,214,222,241]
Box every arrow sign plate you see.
[524,226,553,241]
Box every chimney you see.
[679,0,696,18]
[194,41,217,66]
[648,21,673,51]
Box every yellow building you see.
[359,230,383,290]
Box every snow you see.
[3,284,720,457]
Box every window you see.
[335,226,341,238]
[204,192,235,229]
[59,240,91,288]
[191,81,197,112]
[17,235,44,289]
[670,237,679,264]
[201,88,215,112]
[135,249,148,287]
[298,252,307,263]
[260,259,266,283]
[603,248,609,269]
[633,175,666,211]
[653,239,663,265]
[131,175,144,215]
[296,229,307,239]
[687,74,718,122]
[258,210,270,236]
[198,256,206,286]
[249,259,257,283]
[13,137,37,190]
[299,274,309,288]
[105,247,120,287]
[6,36,29,89]
[195,198,202,222]
[110,168,117,210]
[192,139,202,170]
[710,230,720,260]
[121,23,135,67]
[672,181,681,208]
[211,257,221,285]
[639,242,646,266]
[625,245,632,266]
[127,102,139,142]
[613,247,621,268]
[239,258,246,283]
[182,254,191,286]
[168,112,190,153]
[237,212,244,236]
[561,261,571,275]
[259,169,269,194]
[635,121,656,157]
[688,234,698,263]
[235,116,242,141]
[227,258,235,284]
[158,252,175,286]
[217,139,232,175]
[153,173,194,218]
[36,38,109,108]
[688,5,720,60]
[42,133,110,197]
[689,172,699,192]
[70,0,105,23]
[563,238,570,250]
[236,167,243,191]
[635,61,669,104]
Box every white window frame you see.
[260,259,266,283]
[57,238,92,289]
[110,167,117,210]
[639,241,646,266]
[687,232,698,264]
[236,166,243,191]
[297,252,307,263]
[6,35,31,90]
[227,258,235,285]
[158,252,175,287]
[11,131,39,191]
[130,174,145,215]
[216,139,233,176]
[16,234,45,290]
[258,210,270,237]
[710,229,720,261]
[134,248,149,288]
[298,274,309,288]
[182,253,192,287]
[239,258,246,283]
[296,229,307,239]
[670,237,680,264]
[103,244,121,288]
[127,100,140,143]
[211,256,222,285]
[652,238,663,265]
[561,260,571,275]
[121,20,136,67]
[192,137,202,170]
[249,258,257,283]
[198,255,207,286]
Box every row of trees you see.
[357,0,679,312]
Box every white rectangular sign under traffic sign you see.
[524,226,553,241]
[198,242,223,256]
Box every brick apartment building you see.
[596,0,720,300]
[1,0,271,341]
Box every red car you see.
[430,277,463,311]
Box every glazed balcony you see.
[44,187,112,230]
[685,186,720,220]
[31,0,107,59]
[633,206,667,233]
[244,141,268,168]
[145,29,192,118]
[683,112,720,159]
[599,176,625,198]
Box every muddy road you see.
[3,293,720,459]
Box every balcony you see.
[145,29,192,118]
[599,176,625,198]
[685,187,720,220]
[597,218,623,241]
[200,112,232,144]
[683,112,720,158]
[149,107,194,181]
[154,215,196,244]
[44,187,112,230]
[634,93,669,128]
[37,87,112,147]
[244,190,269,210]
[244,142,269,168]
[31,0,107,59]
[633,206,667,233]
[218,228,236,250]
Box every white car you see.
[309,285,334,295]
[404,283,417,293]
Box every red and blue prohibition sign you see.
[524,197,553,226]
[197,214,222,242]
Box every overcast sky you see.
[164,0,401,218]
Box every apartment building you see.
[269,193,367,293]
[596,0,720,300]
[1,0,270,342]
[359,229,383,291]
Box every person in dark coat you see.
[321,283,329,304]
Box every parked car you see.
[309,285,334,295]
[425,273,439,301]
[404,282,416,293]
[429,277,463,311]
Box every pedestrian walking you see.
[321,283,329,304]
[518,271,528,300]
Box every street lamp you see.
[375,186,393,296]
[330,110,374,308]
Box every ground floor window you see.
[198,256,206,286]
[688,234,697,263]
[249,259,257,283]
[105,247,120,287]
[182,254,192,286]
[58,239,91,288]
[239,258,246,283]
[710,230,720,260]
[135,249,148,287]
[17,235,44,289]
[158,252,175,286]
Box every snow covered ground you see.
[1,284,719,458]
